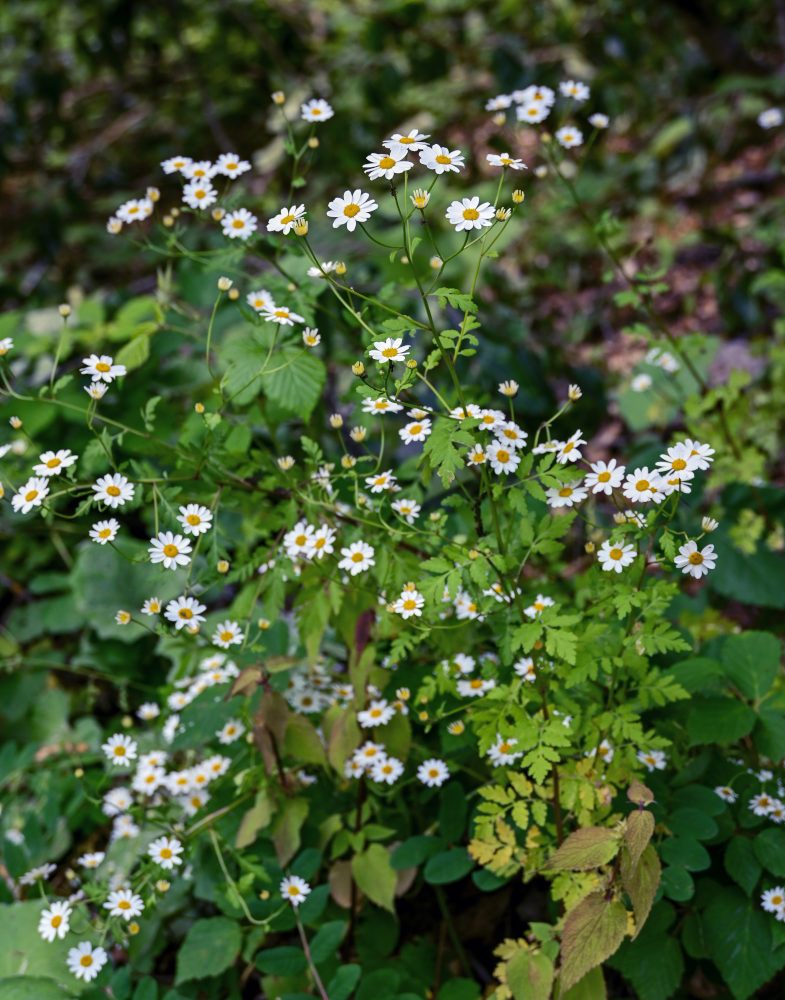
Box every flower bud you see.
[568,383,582,401]
[512,189,525,204]
[350,426,366,442]
[218,276,233,291]
[146,186,161,202]
[163,215,174,227]
[308,137,319,149]
[228,288,239,300]
[58,304,71,317]
[271,91,285,105]
[352,361,365,376]
[194,402,205,414]
[341,455,357,469]
[329,413,343,428]
[335,261,347,276]
[293,219,309,235]
[217,560,230,574]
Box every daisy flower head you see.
[759,108,783,129]
[486,94,512,110]
[177,503,213,536]
[546,483,588,508]
[267,204,306,235]
[161,155,193,174]
[368,337,410,363]
[19,863,57,885]
[585,458,625,495]
[212,620,243,649]
[361,396,404,416]
[525,594,555,618]
[419,144,465,174]
[312,525,337,559]
[656,443,700,478]
[303,327,321,347]
[67,941,108,982]
[358,699,396,728]
[182,179,217,211]
[89,519,119,545]
[560,79,590,101]
[457,677,496,697]
[750,793,774,816]
[487,736,523,767]
[81,354,126,383]
[702,516,719,533]
[762,887,785,913]
[363,147,413,181]
[598,540,636,573]
[589,113,610,129]
[499,379,519,397]
[104,888,144,920]
[514,657,537,682]
[148,531,192,570]
[38,901,72,941]
[714,785,737,803]
[392,586,425,619]
[622,468,665,504]
[371,756,404,784]
[0,336,13,355]
[214,152,251,178]
[260,304,306,325]
[682,438,715,471]
[384,128,430,152]
[588,739,614,765]
[486,441,521,475]
[637,749,667,772]
[391,498,421,523]
[101,733,137,767]
[445,196,495,232]
[486,152,526,170]
[164,595,207,630]
[217,718,245,744]
[11,477,49,514]
[674,540,717,579]
[517,101,551,124]
[417,758,450,788]
[92,473,135,508]
[85,382,108,400]
[466,445,487,466]
[301,98,334,122]
[221,208,258,240]
[556,430,586,464]
[399,419,432,444]
[148,835,184,870]
[247,289,275,313]
[78,851,106,868]
[116,198,153,223]
[338,540,375,576]
[326,189,378,232]
[284,521,317,560]
[140,598,162,617]
[137,701,160,719]
[181,159,213,181]
[33,449,78,476]
[281,874,311,906]
[515,84,556,106]
[555,126,584,148]
[365,470,397,493]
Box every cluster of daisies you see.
[485,79,608,149]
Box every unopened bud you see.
[329,413,343,428]
[352,361,365,376]
[58,304,71,317]
[308,137,319,149]
[512,189,525,204]
[217,560,230,574]
[218,276,233,291]
[271,91,285,105]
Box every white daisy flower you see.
[560,80,590,101]
[758,108,783,129]
[370,756,404,784]
[326,189,379,232]
[307,260,337,278]
[445,196,495,232]
[585,458,625,494]
[392,586,425,619]
[486,152,526,170]
[212,620,243,649]
[449,404,482,420]
[311,525,337,559]
[419,144,465,174]
[148,836,183,870]
[715,786,737,803]
[214,153,251,178]
[361,396,403,415]
[524,594,555,618]
[486,94,512,110]
[465,445,487,466]
[33,449,78,476]
[486,441,521,475]
[284,521,317,560]
[11,477,49,514]
[180,160,213,180]
[399,419,432,444]
[66,941,108,982]
[338,540,375,575]
[555,126,584,148]
[260,305,306,326]
[177,503,213,536]
[546,483,588,508]
[78,852,105,868]
[622,468,665,504]
[140,598,162,617]
[556,430,586,463]
[637,749,667,772]
[477,409,506,431]
[281,874,311,905]
[515,85,556,106]
[0,336,14,355]
[89,519,119,545]
[391,498,421,523]
[487,737,523,767]
[302,327,321,347]
[363,147,412,181]
[221,209,258,239]
[598,540,636,573]
[85,382,108,400]
[301,98,334,122]
[368,337,410,363]
[92,473,135,508]
[516,102,551,124]
[750,793,775,816]
[589,739,614,765]
[38,901,72,941]
[104,888,144,920]
[116,198,153,223]
[102,787,132,816]
[267,204,306,235]
[674,540,717,579]
[148,531,193,570]
[682,439,715,470]
[383,129,430,152]
[762,887,785,913]
[81,354,126,383]
[246,289,276,312]
[161,156,193,174]
[358,700,396,728]
[101,733,137,767]
[417,758,450,787]
[19,863,56,885]
[217,719,245,744]
[182,180,217,210]
[365,471,397,493]
[589,113,610,129]
[164,595,207,630]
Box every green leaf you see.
[310,921,348,965]
[0,978,77,1000]
[115,332,151,371]
[327,965,362,1000]
[352,844,397,912]
[620,844,660,935]
[261,349,326,419]
[436,979,481,1000]
[390,835,444,870]
[543,827,619,872]
[0,901,96,994]
[659,837,710,872]
[687,697,755,746]
[721,632,781,701]
[611,902,683,1000]
[175,916,242,984]
[439,782,468,842]
[754,710,785,760]
[669,784,726,816]
[668,657,725,693]
[752,828,785,877]
[724,837,762,896]
[433,287,477,312]
[284,713,328,767]
[506,949,553,1000]
[560,893,628,992]
[560,966,606,1000]
[133,978,158,1000]
[624,811,654,871]
[423,848,474,885]
[667,808,717,841]
[703,889,785,999]
[255,946,307,976]
[235,790,272,849]
[709,535,785,609]
[660,866,694,901]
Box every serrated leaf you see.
[560,893,628,991]
[703,889,785,1000]
[721,631,781,702]
[620,844,660,935]
[724,836,762,896]
[624,811,654,871]
[261,349,326,419]
[543,827,619,872]
[175,917,241,984]
[506,949,553,1000]
[351,844,397,912]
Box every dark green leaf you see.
[423,849,474,885]
[753,828,785,877]
[310,921,348,965]
[660,838,710,871]
[704,889,785,999]
[660,866,694,901]
[687,697,755,746]
[175,917,242,984]
[255,946,307,976]
[724,837,762,895]
[721,632,781,701]
[668,808,718,841]
[390,835,444,870]
[327,965,362,1000]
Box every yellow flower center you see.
[374,401,387,409]
[378,156,396,169]
[635,480,650,492]
[118,900,131,910]
[311,108,322,115]
[399,137,415,144]
[106,485,121,497]
[495,448,510,463]
[51,915,62,927]
[226,162,238,170]
[435,154,452,164]
[194,188,206,199]
[343,203,361,217]
[374,477,386,485]
[186,514,201,525]
[563,442,574,453]
[409,424,422,434]
[220,631,233,643]
[114,746,126,756]
[25,489,39,501]
[499,742,512,753]
[672,458,687,470]
[160,847,173,859]
[470,679,483,689]
[281,214,296,224]
[472,451,485,462]
[370,708,383,718]
[178,608,193,619]
[163,544,179,557]
[382,347,399,357]
[275,309,289,318]
[403,598,417,610]
[351,552,365,562]
[598,471,611,482]
[232,219,245,229]
[46,457,61,468]
[428,768,440,777]
[288,886,301,895]
[96,362,111,372]
[128,206,139,215]
[688,552,704,565]
[462,208,480,220]
[558,487,573,498]
[253,299,265,308]
[193,168,207,177]
[80,955,93,967]
[295,534,307,545]
[610,548,623,560]
[99,528,111,538]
